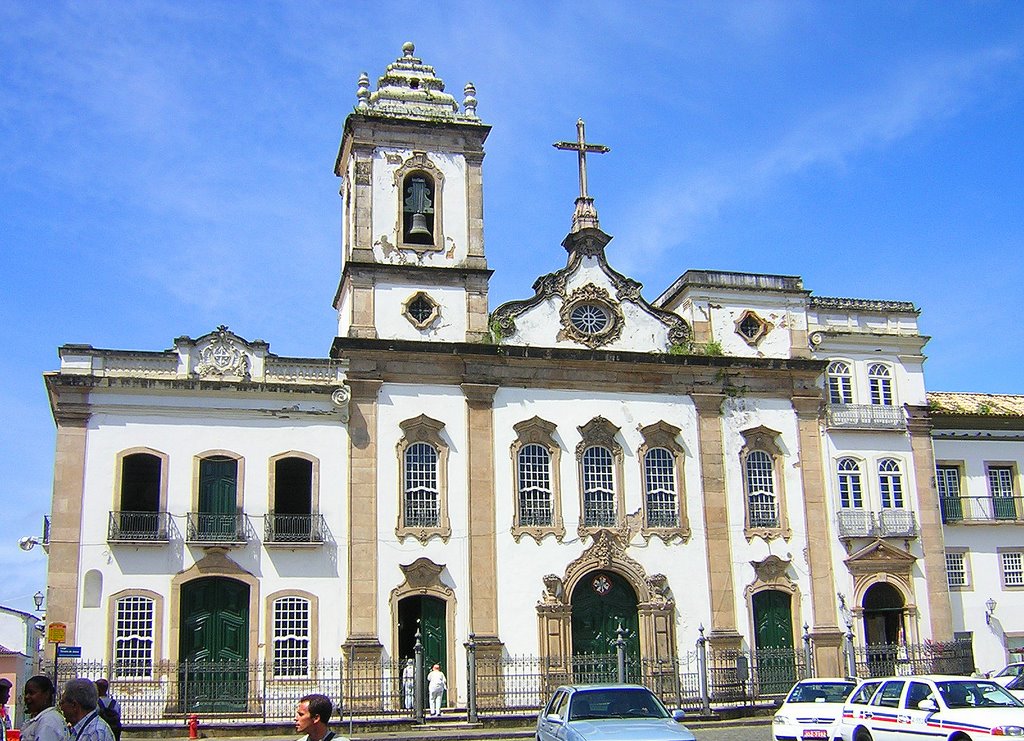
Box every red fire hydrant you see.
[188,714,199,740]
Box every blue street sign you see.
[56,646,82,658]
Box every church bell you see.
[408,211,432,238]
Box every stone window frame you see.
[268,451,321,516]
[867,362,895,406]
[402,290,441,330]
[265,589,319,677]
[738,426,791,541]
[825,359,855,405]
[510,416,565,543]
[107,589,163,680]
[877,458,905,509]
[192,449,245,513]
[734,309,772,346]
[985,462,1019,521]
[557,284,624,349]
[113,447,169,515]
[396,414,451,543]
[998,548,1024,590]
[837,456,866,509]
[935,460,965,522]
[394,152,445,253]
[637,421,690,542]
[575,417,625,536]
[944,548,971,591]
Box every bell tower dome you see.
[333,42,492,342]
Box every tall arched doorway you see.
[571,571,640,679]
[179,577,249,712]
[752,589,795,694]
[862,582,906,676]
[398,595,448,706]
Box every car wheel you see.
[854,729,873,741]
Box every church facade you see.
[42,43,1014,709]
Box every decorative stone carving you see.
[195,326,250,380]
[646,573,671,605]
[541,574,563,604]
[557,284,623,349]
[354,161,372,185]
[751,555,792,584]
[331,385,351,423]
[399,557,450,593]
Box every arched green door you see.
[752,590,795,695]
[179,577,249,712]
[571,571,640,681]
[398,596,447,706]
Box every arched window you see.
[404,442,440,527]
[746,450,779,528]
[878,458,904,508]
[582,446,616,527]
[837,458,863,508]
[269,455,316,542]
[272,596,311,677]
[644,448,678,528]
[113,595,156,678]
[826,361,853,405]
[518,444,553,527]
[402,172,435,246]
[868,363,893,406]
[120,452,161,512]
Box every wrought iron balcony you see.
[108,511,172,543]
[263,513,326,545]
[941,495,1023,524]
[825,404,906,430]
[186,512,247,545]
[836,508,919,539]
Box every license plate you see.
[802,731,828,739]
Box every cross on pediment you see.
[553,119,609,232]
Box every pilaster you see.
[350,145,375,262]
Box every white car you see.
[837,674,1024,741]
[772,678,859,741]
[992,662,1024,688]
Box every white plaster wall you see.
[73,397,348,663]
[371,148,468,265]
[0,610,36,658]
[374,279,467,342]
[707,302,800,359]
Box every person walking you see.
[426,663,447,717]
[93,680,121,741]
[20,676,68,741]
[58,679,113,741]
[401,659,415,710]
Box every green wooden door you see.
[198,457,237,538]
[752,590,796,695]
[571,571,640,681]
[179,577,249,711]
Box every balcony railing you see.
[108,511,172,543]
[941,495,1023,524]
[837,508,919,539]
[186,513,247,545]
[825,404,906,430]
[263,513,326,545]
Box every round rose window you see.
[570,303,610,335]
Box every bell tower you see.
[334,42,492,342]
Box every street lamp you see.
[986,598,997,625]
[33,591,44,612]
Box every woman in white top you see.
[20,676,69,741]
[426,663,447,717]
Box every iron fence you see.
[851,639,974,679]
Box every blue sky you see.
[2,1,1023,614]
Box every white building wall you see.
[374,279,467,342]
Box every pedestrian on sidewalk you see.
[94,680,121,741]
[427,663,447,717]
[59,679,114,741]
[21,676,68,741]
[401,659,415,710]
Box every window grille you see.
[746,450,778,527]
[1002,551,1024,587]
[837,458,863,508]
[945,552,967,588]
[273,596,311,677]
[738,314,763,341]
[404,442,439,527]
[113,596,155,678]
[408,295,435,324]
[826,361,853,404]
[878,458,904,508]
[867,363,893,406]
[582,446,615,527]
[644,448,678,527]
[517,444,552,526]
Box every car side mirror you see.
[546,713,563,723]
[672,709,687,722]
[917,699,938,712]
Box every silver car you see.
[537,684,695,741]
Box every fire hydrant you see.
[188,714,199,740]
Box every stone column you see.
[692,393,742,650]
[464,152,488,269]
[347,270,377,339]
[343,379,384,662]
[792,396,845,676]
[350,145,375,262]
[461,383,503,663]
[906,405,954,640]
[46,400,90,654]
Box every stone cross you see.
[553,118,610,202]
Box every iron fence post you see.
[615,624,626,684]
[697,625,710,715]
[465,633,477,723]
[803,623,813,679]
[844,623,856,679]
[414,629,425,723]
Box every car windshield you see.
[937,680,1024,709]
[786,681,857,703]
[995,664,1024,678]
[569,688,671,720]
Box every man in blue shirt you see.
[59,680,113,741]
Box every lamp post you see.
[985,598,997,625]
[32,590,45,673]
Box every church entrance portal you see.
[571,571,640,677]
[862,582,906,675]
[398,595,447,705]
[752,589,795,694]
[178,577,249,712]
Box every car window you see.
[569,689,670,720]
[848,681,882,705]
[787,682,857,703]
[871,681,905,708]
[904,682,933,709]
[545,690,567,717]
[938,680,1024,709]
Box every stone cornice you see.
[333,260,493,309]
